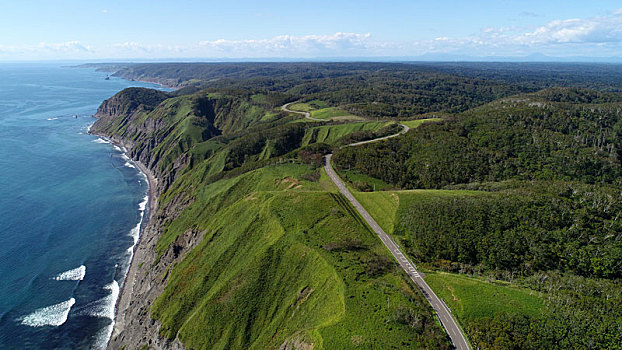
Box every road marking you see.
[323,152,471,350]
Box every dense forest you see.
[84,61,622,118]
[87,62,622,350]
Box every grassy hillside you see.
[349,184,621,349]
[151,164,450,349]
[424,272,544,321]
[289,101,363,121]
[301,121,391,146]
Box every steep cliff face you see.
[90,88,286,350]
[91,88,247,194]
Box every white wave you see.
[92,322,113,350]
[92,138,109,144]
[120,154,130,161]
[129,222,141,245]
[46,117,58,121]
[84,281,120,350]
[20,298,75,327]
[53,265,86,281]
[86,281,119,320]
[124,161,136,169]
[113,145,122,152]
[138,195,148,212]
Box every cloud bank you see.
[2,9,621,60]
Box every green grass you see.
[424,271,544,322]
[151,163,450,349]
[351,191,399,234]
[302,121,390,146]
[250,93,269,104]
[399,118,443,129]
[310,107,362,121]
[289,100,329,112]
[288,101,363,121]
[350,189,486,235]
[342,170,394,191]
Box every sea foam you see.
[93,138,109,144]
[84,281,119,320]
[83,281,120,350]
[138,195,148,212]
[20,298,76,327]
[124,161,136,169]
[53,265,86,281]
[129,222,141,246]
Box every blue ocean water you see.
[0,63,163,349]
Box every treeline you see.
[468,272,622,349]
[334,89,622,188]
[394,183,621,279]
[94,62,622,119]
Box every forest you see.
[88,62,622,350]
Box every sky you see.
[1,0,621,61]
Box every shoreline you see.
[88,130,159,347]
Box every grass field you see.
[351,189,486,235]
[151,163,450,349]
[311,107,363,121]
[399,118,443,128]
[302,121,391,146]
[288,100,329,112]
[343,170,394,191]
[424,271,544,321]
[352,191,399,234]
[289,101,363,121]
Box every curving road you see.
[282,102,470,349]
[342,123,409,148]
[324,155,470,350]
[281,102,324,121]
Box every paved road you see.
[281,102,323,121]
[324,155,470,350]
[343,123,410,148]
[281,101,469,348]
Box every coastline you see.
[112,154,157,341]
[88,130,159,346]
[84,74,173,348]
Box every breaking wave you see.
[53,265,86,281]
[19,298,76,327]
[81,281,120,350]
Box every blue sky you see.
[1,0,621,60]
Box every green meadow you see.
[301,121,391,146]
[424,271,544,322]
[151,163,450,349]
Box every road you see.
[343,123,409,147]
[323,156,470,350]
[281,102,470,348]
[281,102,323,121]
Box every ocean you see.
[0,63,163,349]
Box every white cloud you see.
[514,15,622,45]
[2,10,622,61]
[197,32,378,56]
[37,41,92,52]
[412,10,622,57]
